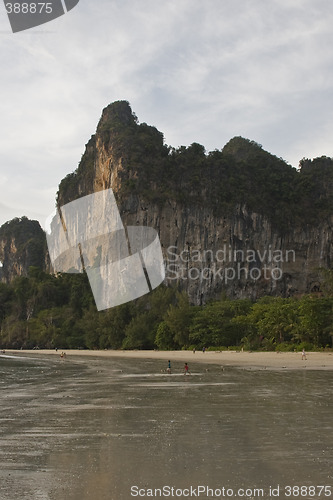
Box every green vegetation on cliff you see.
[57,101,333,231]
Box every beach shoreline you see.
[4,348,333,370]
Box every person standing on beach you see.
[301,348,307,360]
[184,362,190,375]
[167,360,171,374]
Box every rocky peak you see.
[222,136,264,162]
[97,100,137,132]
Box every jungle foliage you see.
[0,267,332,351]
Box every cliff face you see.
[55,101,333,304]
[0,217,47,283]
[110,199,331,303]
[2,102,332,302]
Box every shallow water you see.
[0,354,332,499]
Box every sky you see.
[0,0,333,228]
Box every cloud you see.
[0,201,16,223]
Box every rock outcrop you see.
[0,217,47,283]
[55,101,333,303]
[2,101,333,303]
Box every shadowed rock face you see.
[0,217,47,283]
[2,101,333,303]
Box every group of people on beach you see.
[166,360,191,375]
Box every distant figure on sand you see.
[301,349,307,360]
[184,362,190,375]
[167,360,171,374]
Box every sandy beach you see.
[2,346,333,499]
[6,348,333,370]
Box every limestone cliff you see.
[0,217,47,283]
[1,102,332,302]
[55,101,333,304]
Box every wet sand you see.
[1,351,333,499]
[7,349,333,370]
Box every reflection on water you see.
[0,354,332,499]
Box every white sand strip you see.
[4,349,333,370]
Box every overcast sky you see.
[0,0,332,228]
